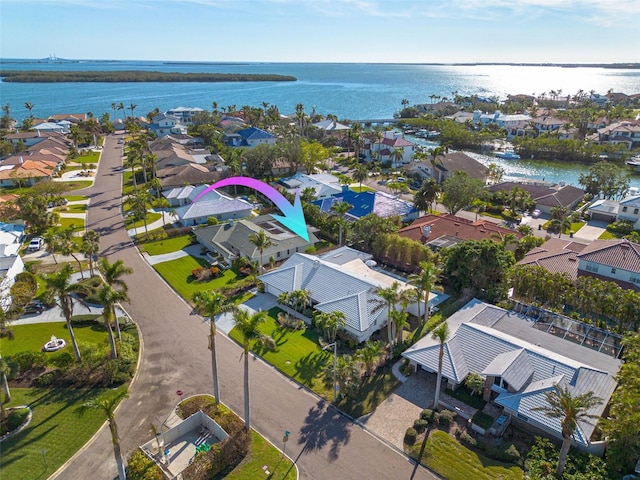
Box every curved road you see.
[52,135,434,480]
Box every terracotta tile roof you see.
[381,136,415,148]
[577,239,640,272]
[518,238,590,280]
[399,214,522,244]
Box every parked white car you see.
[28,237,44,252]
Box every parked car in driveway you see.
[28,237,44,252]
[23,301,45,315]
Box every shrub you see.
[435,409,456,427]
[420,408,434,423]
[305,245,317,254]
[127,449,163,480]
[413,418,428,433]
[206,217,219,226]
[209,266,220,277]
[607,220,634,235]
[191,267,214,282]
[0,407,30,436]
[33,371,58,387]
[472,410,495,430]
[459,430,477,447]
[404,427,417,446]
[8,351,47,377]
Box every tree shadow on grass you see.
[297,399,351,462]
[294,351,329,387]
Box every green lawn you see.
[0,386,128,480]
[226,430,297,480]
[337,366,401,417]
[153,255,239,301]
[1,319,110,359]
[229,307,333,397]
[56,216,85,232]
[64,195,87,202]
[60,180,93,191]
[350,185,375,192]
[55,204,87,214]
[125,212,162,230]
[139,234,193,256]
[408,430,523,480]
[74,151,100,164]
[598,230,621,240]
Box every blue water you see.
[1,59,639,188]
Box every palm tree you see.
[352,164,368,190]
[432,321,449,410]
[0,354,10,403]
[357,341,384,376]
[330,201,353,246]
[81,230,100,276]
[314,310,346,344]
[98,258,133,340]
[390,147,405,167]
[24,101,35,118]
[129,103,137,120]
[233,309,273,430]
[44,264,90,362]
[409,261,441,324]
[248,229,272,268]
[126,188,153,235]
[374,281,411,349]
[82,389,129,480]
[98,284,128,360]
[192,290,236,404]
[391,309,409,346]
[532,384,603,477]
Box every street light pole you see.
[332,340,337,403]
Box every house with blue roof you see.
[312,187,417,221]
[403,299,620,453]
[168,184,254,226]
[224,127,277,148]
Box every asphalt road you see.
[51,135,435,480]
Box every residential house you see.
[313,187,417,221]
[2,130,68,149]
[597,121,640,149]
[399,214,523,250]
[224,127,276,148]
[587,199,620,223]
[0,158,58,186]
[487,182,585,215]
[0,222,25,257]
[0,251,24,311]
[31,122,67,134]
[169,185,254,226]
[166,107,205,125]
[616,195,640,229]
[155,164,223,189]
[416,151,488,184]
[403,298,620,453]
[312,118,351,133]
[370,131,416,167]
[577,239,640,291]
[531,115,566,135]
[279,173,343,200]
[472,110,531,129]
[149,113,188,137]
[259,247,426,343]
[517,238,589,280]
[193,215,317,266]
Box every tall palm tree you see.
[82,389,129,480]
[390,147,405,167]
[409,261,442,324]
[192,290,236,404]
[98,284,128,360]
[44,264,90,362]
[391,309,409,346]
[431,321,449,410]
[330,201,353,246]
[98,258,133,340]
[126,188,153,235]
[129,103,137,120]
[24,101,35,118]
[81,230,100,276]
[248,229,272,267]
[532,384,603,477]
[117,102,125,120]
[352,164,368,190]
[314,310,346,344]
[374,281,411,349]
[233,309,273,430]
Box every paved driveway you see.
[574,220,608,241]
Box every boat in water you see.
[495,149,521,160]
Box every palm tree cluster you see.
[512,264,640,331]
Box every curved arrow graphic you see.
[193,176,309,241]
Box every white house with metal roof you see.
[403,299,620,452]
[259,247,426,343]
[169,185,254,226]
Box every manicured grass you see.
[598,230,620,240]
[153,255,238,301]
[56,216,85,232]
[125,212,162,230]
[229,307,332,397]
[74,151,100,164]
[337,365,401,417]
[1,318,109,359]
[0,386,128,480]
[64,195,87,202]
[225,430,297,480]
[351,185,375,192]
[61,180,93,191]
[408,430,523,480]
[55,204,87,214]
[139,234,193,256]
[445,384,486,410]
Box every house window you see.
[517,413,530,422]
[631,275,640,284]
[277,252,281,258]
[634,208,639,215]
[586,264,599,273]
[622,206,628,212]
[611,268,616,274]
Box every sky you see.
[0,0,639,64]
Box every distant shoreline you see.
[0,70,298,83]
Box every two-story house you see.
[597,121,640,149]
[577,239,640,291]
[149,113,188,137]
[225,127,277,148]
[616,194,640,229]
[166,107,205,125]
